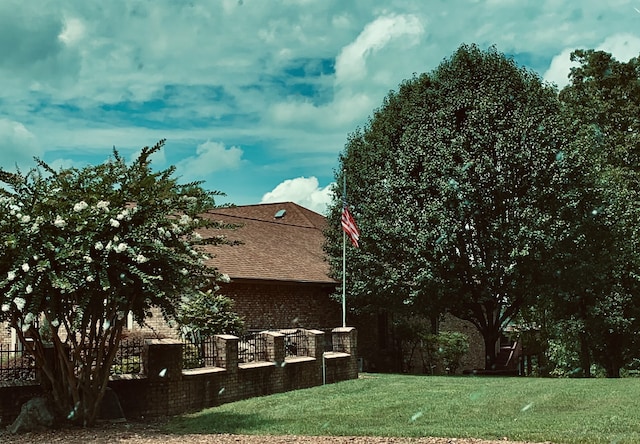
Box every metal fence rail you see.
[0,344,37,382]
[281,329,309,357]
[111,339,145,375]
[238,332,267,363]
[182,336,219,369]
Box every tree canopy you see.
[542,50,640,377]
[326,44,569,370]
[0,140,235,424]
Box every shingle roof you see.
[199,202,336,284]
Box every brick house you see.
[137,202,342,337]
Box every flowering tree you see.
[0,140,232,425]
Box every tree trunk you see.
[482,330,500,370]
[579,331,591,377]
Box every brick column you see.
[306,329,326,361]
[214,334,239,371]
[142,339,184,416]
[306,329,326,385]
[262,331,285,394]
[262,331,285,365]
[332,327,358,379]
[143,339,183,381]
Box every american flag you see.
[341,205,360,248]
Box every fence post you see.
[306,330,326,360]
[306,329,326,385]
[143,339,183,381]
[332,327,358,379]
[214,334,239,371]
[263,331,285,365]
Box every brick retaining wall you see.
[0,327,357,426]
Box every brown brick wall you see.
[440,314,485,372]
[220,280,341,330]
[126,279,341,338]
[1,324,14,347]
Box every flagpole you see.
[342,170,347,328]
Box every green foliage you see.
[325,44,567,369]
[395,317,468,374]
[538,49,640,377]
[435,331,469,374]
[176,289,245,339]
[0,140,232,424]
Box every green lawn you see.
[166,374,640,443]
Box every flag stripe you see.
[341,205,360,248]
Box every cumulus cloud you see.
[544,33,640,89]
[261,176,333,215]
[335,14,424,85]
[175,140,244,180]
[2,0,640,207]
[543,48,578,88]
[267,13,424,132]
[0,119,41,170]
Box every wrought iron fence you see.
[111,338,145,375]
[281,329,309,357]
[328,330,346,353]
[0,344,37,382]
[182,336,218,369]
[238,332,267,363]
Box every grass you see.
[166,374,640,443]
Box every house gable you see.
[199,202,336,284]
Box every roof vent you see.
[274,209,286,219]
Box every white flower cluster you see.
[54,215,66,228]
[135,254,148,263]
[73,201,89,212]
[116,209,130,221]
[96,200,110,212]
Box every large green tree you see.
[547,50,640,377]
[326,45,567,370]
[0,140,234,424]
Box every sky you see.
[1,1,639,215]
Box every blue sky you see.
[1,1,639,214]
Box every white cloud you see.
[58,16,85,46]
[0,119,41,170]
[543,48,578,88]
[2,0,640,207]
[261,176,333,215]
[175,140,244,180]
[598,33,640,62]
[335,13,424,85]
[266,13,424,133]
[544,33,640,89]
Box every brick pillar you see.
[142,339,184,417]
[213,334,239,404]
[143,339,183,381]
[332,327,358,379]
[306,329,326,385]
[263,331,285,394]
[306,329,326,361]
[214,334,239,371]
[263,331,285,365]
